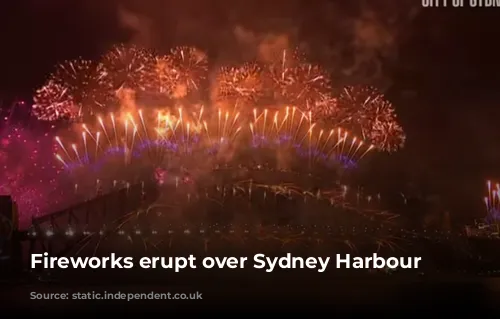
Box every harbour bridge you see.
[0,181,159,271]
[1,179,500,280]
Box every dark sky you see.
[1,1,500,219]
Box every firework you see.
[55,106,374,188]
[54,107,236,178]
[50,59,113,119]
[212,63,264,106]
[369,116,405,153]
[246,107,374,170]
[264,49,333,112]
[0,125,69,229]
[484,180,500,222]
[142,55,176,95]
[464,181,500,237]
[36,44,405,154]
[101,44,154,91]
[32,81,78,121]
[263,47,304,68]
[166,46,208,97]
[336,86,405,152]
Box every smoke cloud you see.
[115,0,421,89]
[117,5,153,48]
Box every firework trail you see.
[464,180,500,237]
[54,106,374,189]
[484,180,500,223]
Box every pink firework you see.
[0,125,68,229]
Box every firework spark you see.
[32,81,78,121]
[336,85,405,152]
[101,44,154,91]
[50,59,113,118]
[142,55,176,95]
[166,46,208,97]
[213,63,264,106]
[263,49,333,113]
[0,125,69,228]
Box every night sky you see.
[1,1,500,221]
